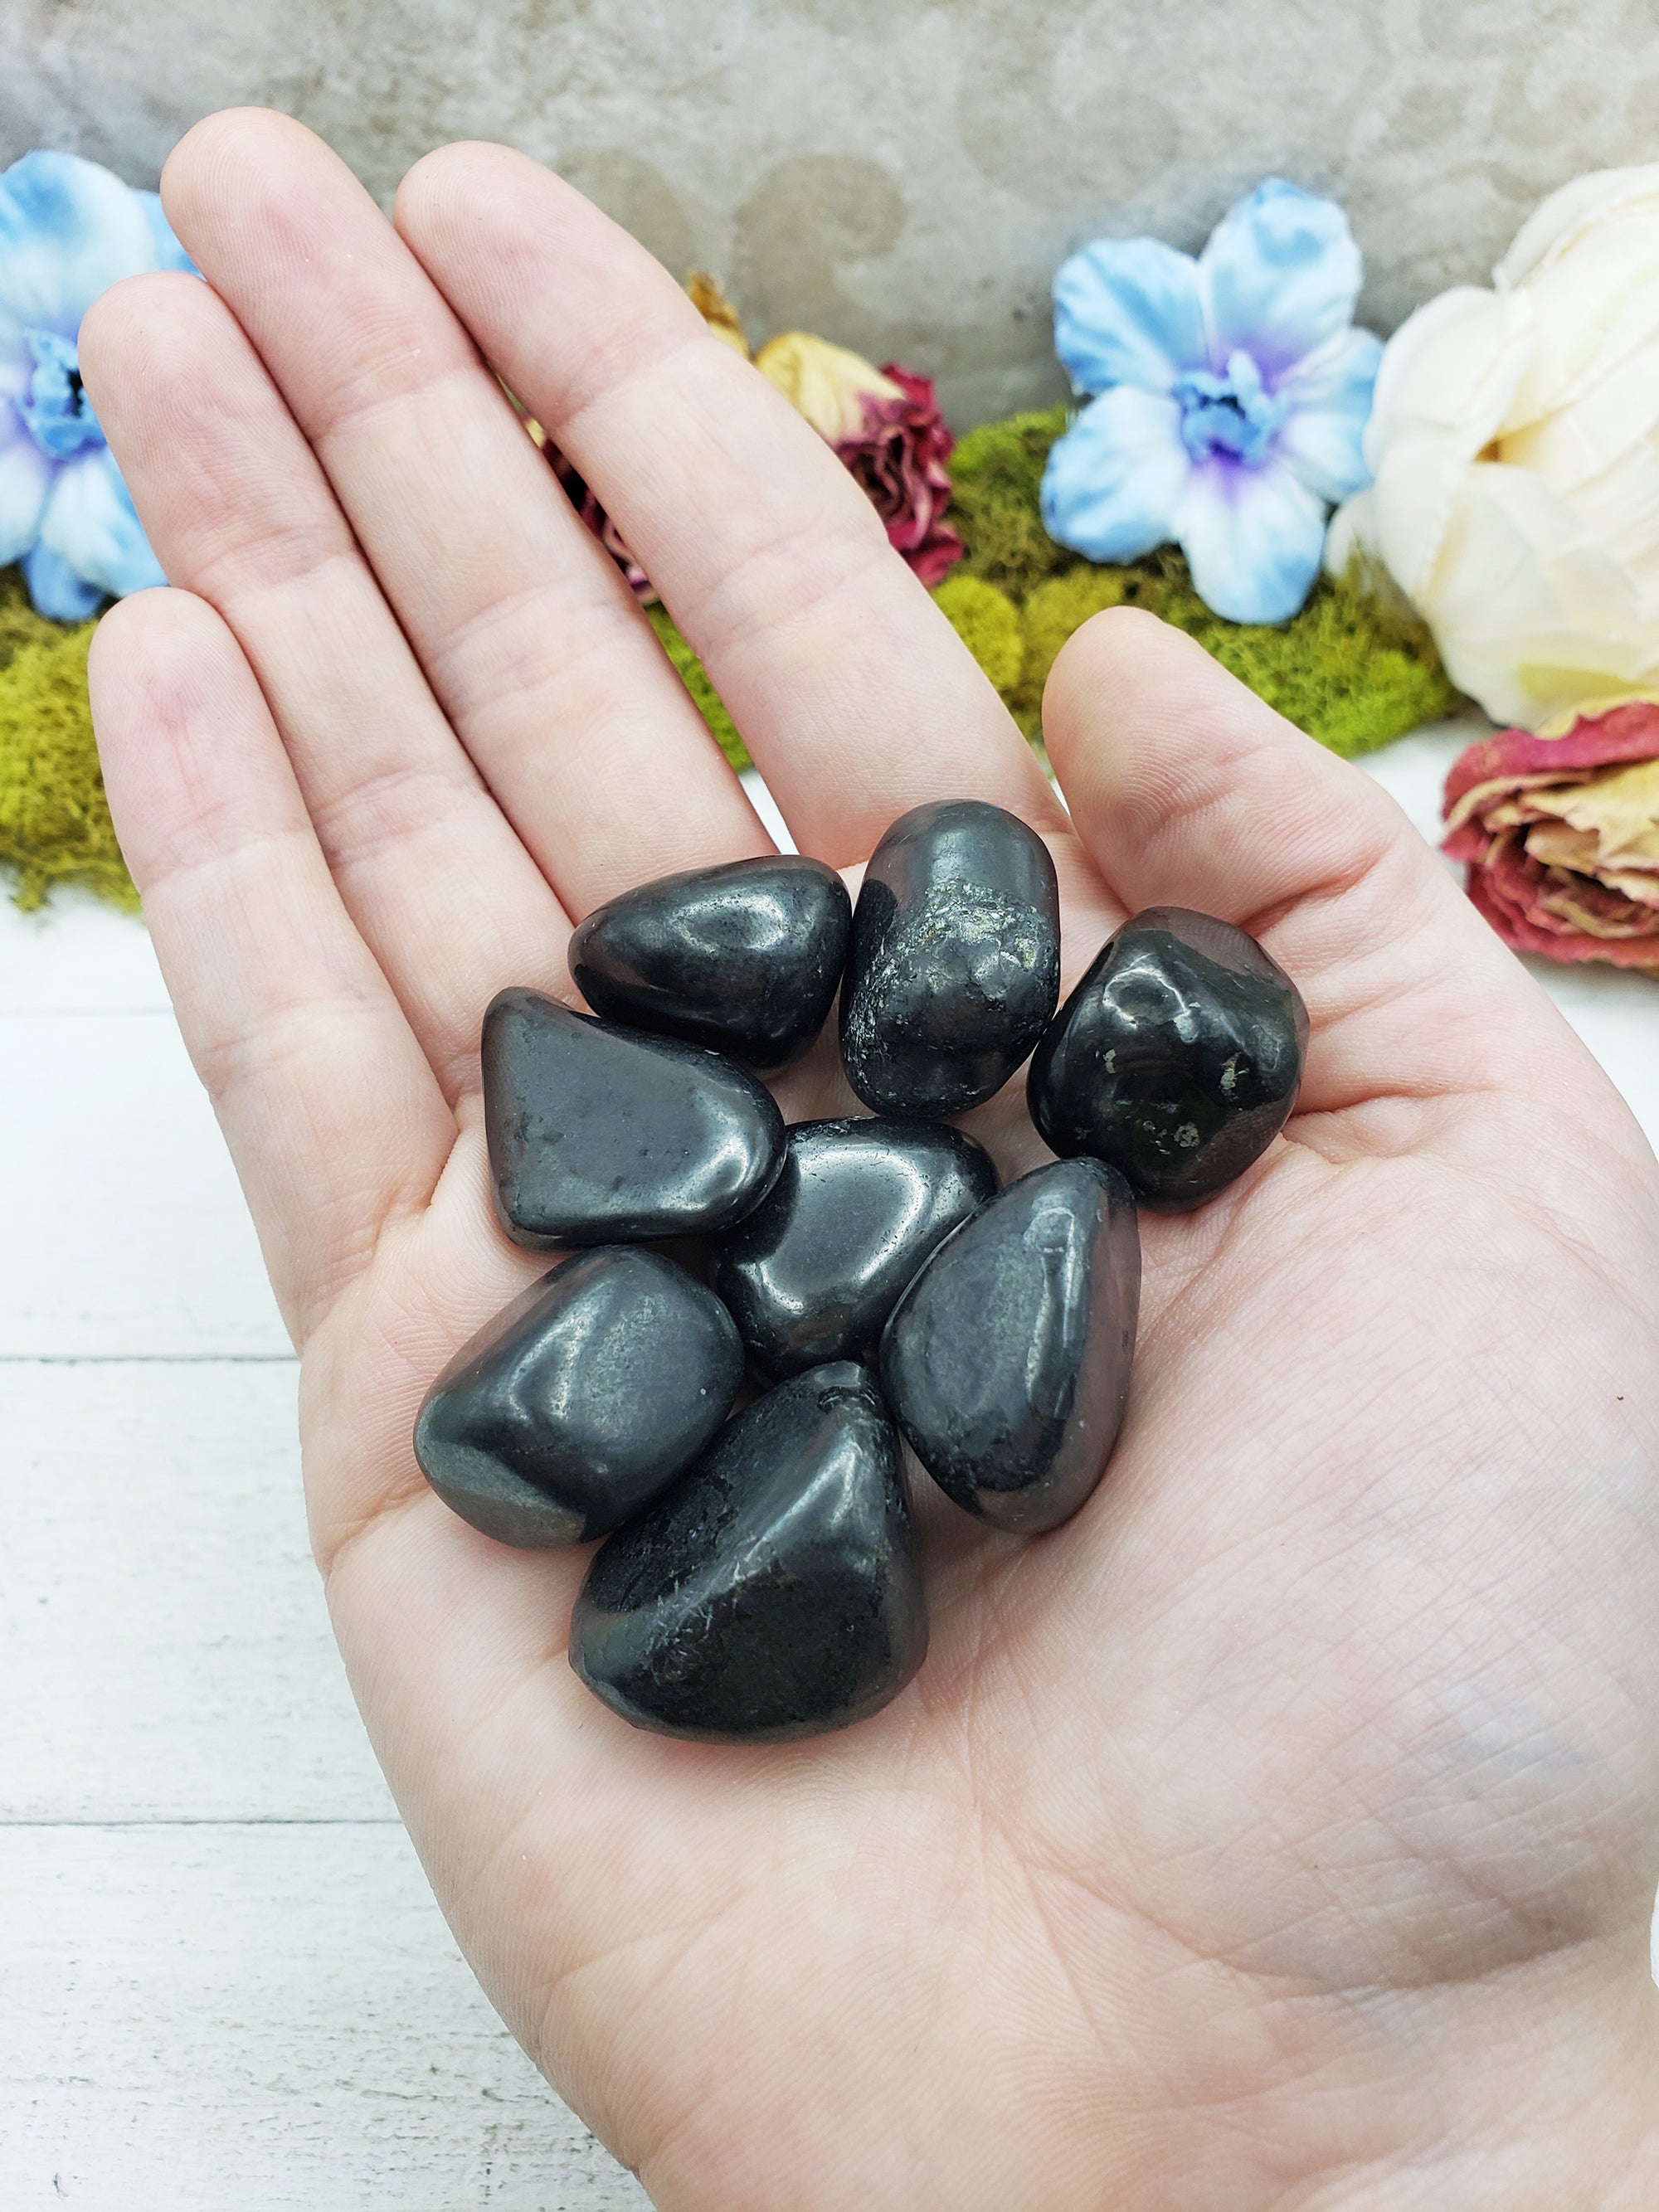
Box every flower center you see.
[20,328,106,459]
[1172,349,1287,468]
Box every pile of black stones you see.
[414,800,1308,1745]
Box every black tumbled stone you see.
[570,1364,927,1742]
[483,987,786,1247]
[414,1248,744,1548]
[714,1117,998,1378]
[880,1157,1140,1534]
[1028,906,1308,1211]
[568,854,851,1069]
[839,799,1061,1118]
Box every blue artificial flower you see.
[1041,179,1383,625]
[0,150,194,621]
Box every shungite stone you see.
[714,1117,998,1378]
[483,987,786,1247]
[840,799,1061,1118]
[1028,906,1308,1211]
[880,1157,1140,1534]
[570,1364,927,1742]
[568,854,851,1069]
[414,1248,744,1548]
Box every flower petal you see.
[1363,285,1535,605]
[1496,162,1659,290]
[0,151,156,340]
[1413,460,1658,727]
[753,332,901,442]
[22,539,105,621]
[1052,236,1208,395]
[0,398,52,566]
[38,445,165,599]
[1322,485,1376,580]
[1175,454,1328,625]
[1274,326,1384,503]
[1201,178,1363,378]
[0,338,29,406]
[1498,193,1659,432]
[1040,387,1190,562]
[134,188,198,276]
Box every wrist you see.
[1252,1947,1659,2210]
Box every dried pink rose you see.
[1441,701,1659,971]
[754,334,965,588]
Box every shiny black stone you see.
[714,1117,998,1378]
[570,1364,927,1743]
[840,799,1061,1118]
[483,987,786,1247]
[880,1157,1140,1534]
[568,854,851,1070]
[1028,906,1309,1211]
[414,1248,744,1548]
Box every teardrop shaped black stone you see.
[714,1117,998,1378]
[569,854,852,1069]
[839,800,1060,1118]
[1028,906,1308,1210]
[414,1248,744,1547]
[483,987,786,1247]
[880,1157,1140,1534]
[570,1364,927,1742]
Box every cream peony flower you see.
[1328,164,1659,729]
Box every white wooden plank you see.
[1,1361,392,1824]
[0,887,168,1016]
[739,766,794,853]
[0,1823,649,2211]
[0,1008,288,1357]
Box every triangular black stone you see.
[483,987,785,1247]
[571,1364,927,1742]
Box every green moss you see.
[1017,547,1457,756]
[945,409,1460,756]
[0,409,1459,921]
[0,568,135,912]
[932,573,1024,698]
[945,406,1073,597]
[646,600,751,771]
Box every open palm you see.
[83,112,1659,2210]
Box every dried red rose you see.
[845,364,965,589]
[1442,701,1659,971]
[754,334,965,588]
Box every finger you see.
[1041,609,1564,1120]
[152,108,771,916]
[87,588,455,1342]
[392,139,1065,865]
[80,271,573,1099]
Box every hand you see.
[82,110,1659,2210]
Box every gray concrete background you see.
[4,0,1658,425]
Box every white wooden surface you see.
[0,891,649,2204]
[1,729,1655,2210]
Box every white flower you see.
[1328,163,1659,729]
